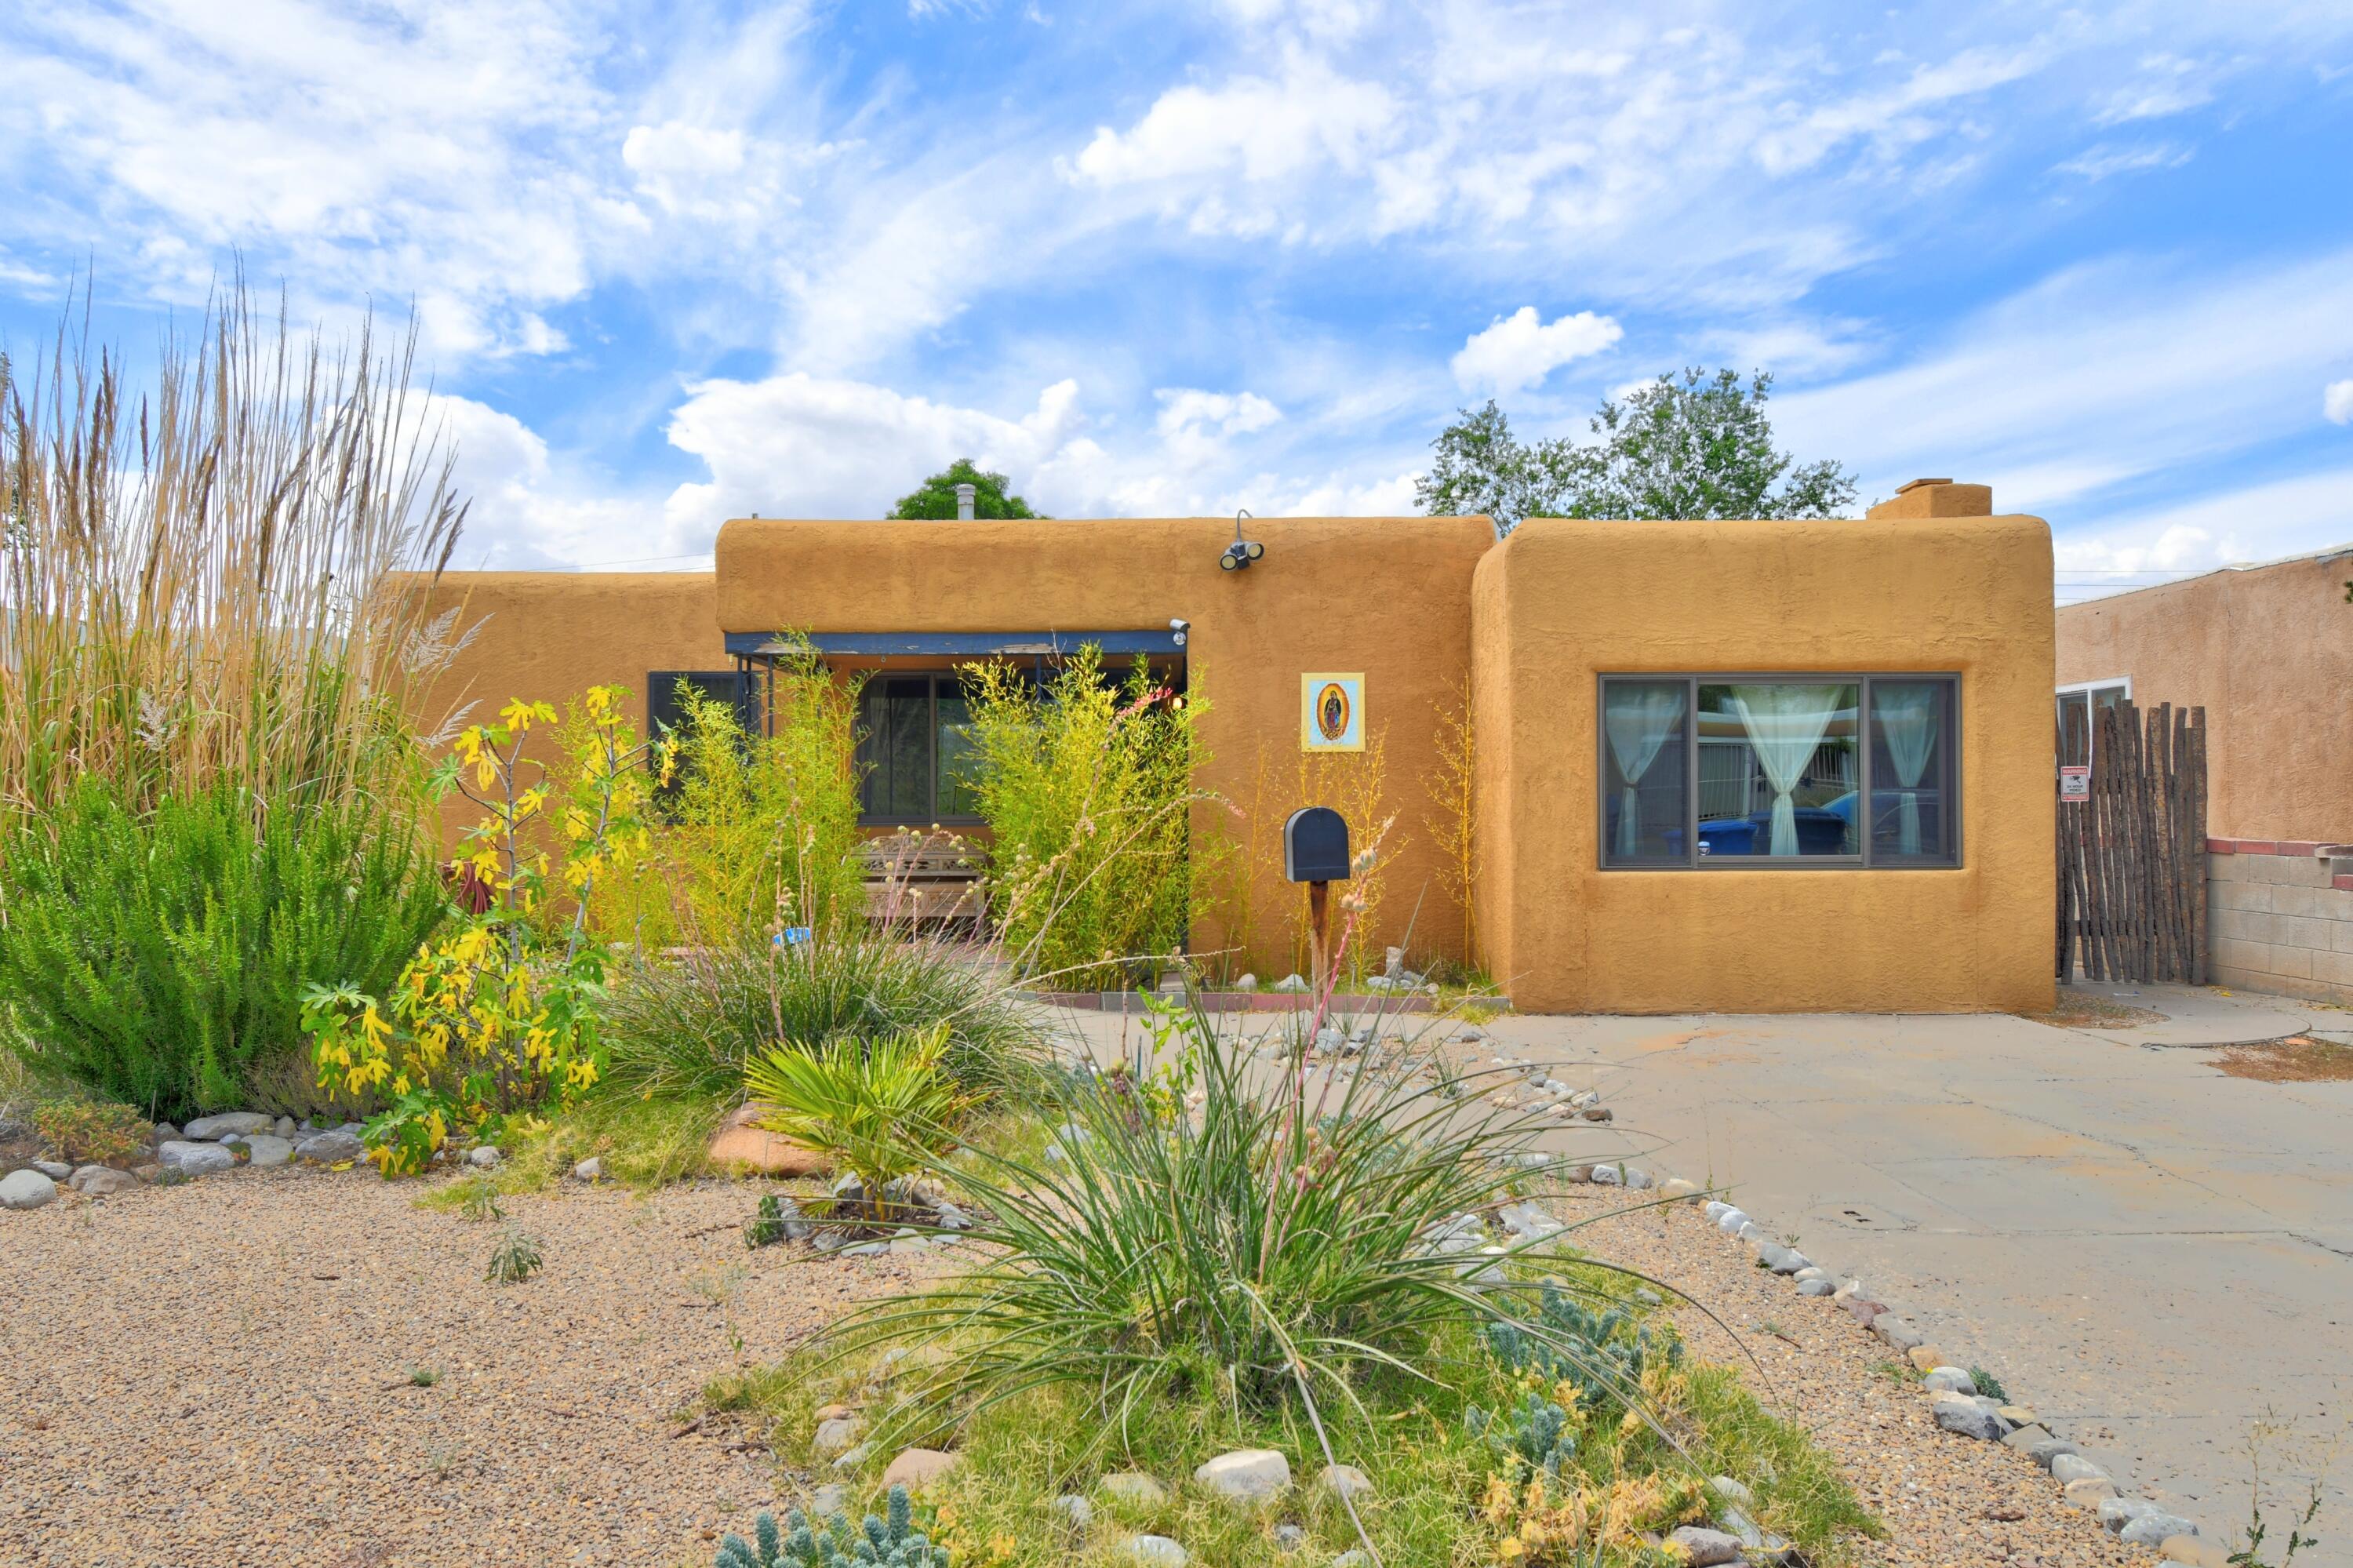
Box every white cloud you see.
[2327,380,2353,425]
[426,395,661,570]
[1071,53,1395,198]
[1450,307,1623,394]
[1750,45,2042,176]
[1772,249,2353,514]
[657,373,1087,541]
[2053,142,2194,180]
[2092,55,2216,126]
[2053,468,2353,599]
[1155,389,1282,439]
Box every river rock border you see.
[1533,1149,2227,1566]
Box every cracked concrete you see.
[1479,982,2352,1557]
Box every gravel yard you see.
[0,1166,926,1568]
[1552,1182,2159,1568]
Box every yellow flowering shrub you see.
[301,686,673,1173]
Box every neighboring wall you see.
[2206,840,2353,1004]
[715,515,1496,977]
[403,570,722,840]
[1473,505,2057,1014]
[2056,548,2353,842]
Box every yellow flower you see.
[987,1536,1015,1563]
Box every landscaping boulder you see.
[2119,1513,2198,1547]
[1796,1278,1837,1296]
[1660,1177,1701,1201]
[882,1448,962,1491]
[295,1129,365,1164]
[2050,1454,2108,1486]
[32,1159,71,1181]
[1930,1393,2007,1440]
[1714,1208,1749,1235]
[572,1157,604,1182]
[1,1169,58,1210]
[1194,1448,1289,1505]
[70,1166,139,1196]
[1667,1526,1746,1567]
[2025,1435,2082,1468]
[243,1135,294,1168]
[707,1103,831,1177]
[1100,1472,1171,1506]
[2063,1476,2119,1509]
[1922,1366,1975,1395]
[467,1145,503,1169]
[1316,1464,1374,1501]
[1053,1495,1093,1529]
[184,1112,273,1141]
[1122,1535,1187,1567]
[812,1416,863,1456]
[1871,1315,1925,1352]
[158,1141,236,1177]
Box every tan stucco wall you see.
[2056,550,2353,842]
[1472,515,2057,1014]
[405,570,722,841]
[715,516,1495,976]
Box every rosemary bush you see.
[0,782,446,1119]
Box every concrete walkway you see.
[1476,984,2353,1557]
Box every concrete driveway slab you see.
[1482,995,2353,1558]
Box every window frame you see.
[1595,672,1963,871]
[856,670,987,828]
[2054,676,2130,768]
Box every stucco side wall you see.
[2056,551,2353,842]
[1480,515,2057,1014]
[403,571,722,840]
[716,516,1495,975]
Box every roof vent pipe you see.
[954,482,976,522]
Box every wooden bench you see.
[856,832,987,930]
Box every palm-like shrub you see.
[817,1000,1648,1436]
[0,782,446,1119]
[601,928,1039,1101]
[744,1024,973,1225]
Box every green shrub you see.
[28,1098,153,1163]
[962,646,1202,991]
[601,927,1041,1101]
[744,1024,973,1226]
[599,644,865,947]
[487,1227,544,1284]
[0,782,448,1120]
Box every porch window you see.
[1601,675,1959,868]
[2054,678,2129,767]
[859,674,984,824]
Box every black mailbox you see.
[1283,806,1351,882]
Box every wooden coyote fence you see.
[2056,700,2207,983]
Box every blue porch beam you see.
[724,630,1184,658]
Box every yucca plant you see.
[744,1023,976,1226]
[810,995,1681,1450]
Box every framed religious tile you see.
[1300,672,1365,752]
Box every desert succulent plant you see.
[715,1486,947,1568]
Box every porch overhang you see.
[722,629,1185,659]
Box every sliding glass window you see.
[1599,675,1959,868]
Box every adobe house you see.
[418,478,2055,1013]
[2057,543,2353,1002]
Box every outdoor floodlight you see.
[1221,508,1264,571]
[1169,617,1189,648]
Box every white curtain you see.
[1729,684,1847,857]
[1604,686,1683,857]
[1875,683,1940,855]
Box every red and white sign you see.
[2059,765,2091,802]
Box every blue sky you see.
[3,1,2350,601]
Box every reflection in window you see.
[1869,680,1954,860]
[1697,682,1859,857]
[1602,681,1687,864]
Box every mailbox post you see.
[1282,806,1351,988]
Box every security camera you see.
[1169,617,1189,648]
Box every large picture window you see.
[1600,675,1959,868]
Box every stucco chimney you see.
[954,482,976,521]
[1866,478,1993,520]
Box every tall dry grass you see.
[0,283,467,836]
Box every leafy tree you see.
[889,457,1042,520]
[1417,369,1857,533]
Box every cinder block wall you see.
[2207,839,2353,1003]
